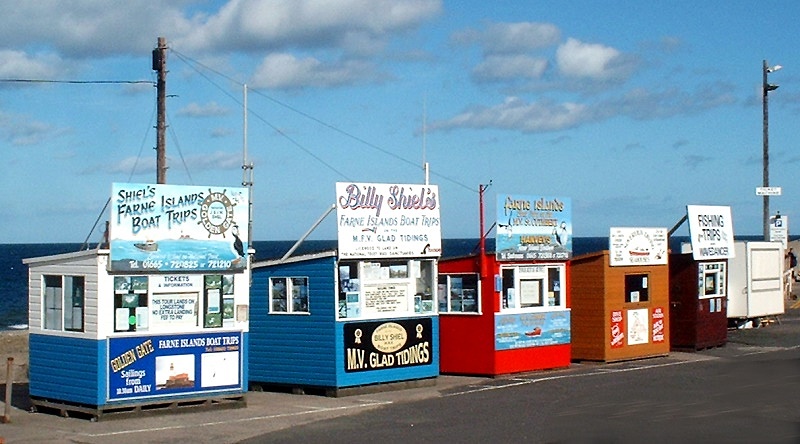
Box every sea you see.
[1,235,760,331]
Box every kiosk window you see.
[43,275,84,332]
[625,274,649,303]
[338,259,436,319]
[270,277,309,314]
[500,265,565,311]
[204,275,223,328]
[114,276,149,332]
[438,273,479,313]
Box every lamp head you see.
[767,65,783,73]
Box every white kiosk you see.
[25,183,251,419]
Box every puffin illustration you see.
[231,224,245,262]
[553,221,569,246]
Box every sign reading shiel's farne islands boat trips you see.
[495,194,572,261]
[336,182,442,259]
[110,183,250,272]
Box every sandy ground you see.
[0,330,28,383]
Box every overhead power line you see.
[169,49,474,193]
[0,78,153,85]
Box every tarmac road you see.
[1,309,798,444]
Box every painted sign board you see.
[686,205,735,260]
[343,318,433,372]
[495,194,572,261]
[110,183,250,272]
[494,311,571,350]
[609,227,668,266]
[336,182,442,259]
[107,331,242,402]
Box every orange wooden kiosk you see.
[569,228,671,362]
[438,193,572,376]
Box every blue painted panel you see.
[30,334,104,405]
[250,256,340,387]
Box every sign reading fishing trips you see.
[686,205,735,260]
[336,182,442,258]
[495,194,572,261]
[110,183,250,272]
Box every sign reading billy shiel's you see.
[336,182,441,258]
[110,183,250,272]
[496,194,572,261]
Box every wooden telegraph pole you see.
[153,37,168,184]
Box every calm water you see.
[0,236,716,331]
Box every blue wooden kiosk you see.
[249,182,441,395]
[24,183,252,419]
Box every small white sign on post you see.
[756,187,782,196]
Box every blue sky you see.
[2,1,799,243]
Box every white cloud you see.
[472,54,548,82]
[179,150,243,170]
[177,101,230,117]
[250,53,384,89]
[176,0,442,55]
[0,50,70,79]
[0,110,63,146]
[429,96,589,133]
[556,38,622,79]
[453,22,561,53]
[0,1,193,58]
[103,150,242,177]
[429,83,738,134]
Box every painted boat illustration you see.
[524,327,542,337]
[134,240,158,252]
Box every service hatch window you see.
[501,265,565,312]
[625,274,649,303]
[438,273,479,313]
[338,259,436,319]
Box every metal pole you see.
[155,37,168,184]
[3,357,13,423]
[763,59,769,240]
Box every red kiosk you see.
[438,192,571,376]
[668,205,735,350]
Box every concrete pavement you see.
[1,310,798,443]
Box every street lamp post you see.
[763,59,781,240]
